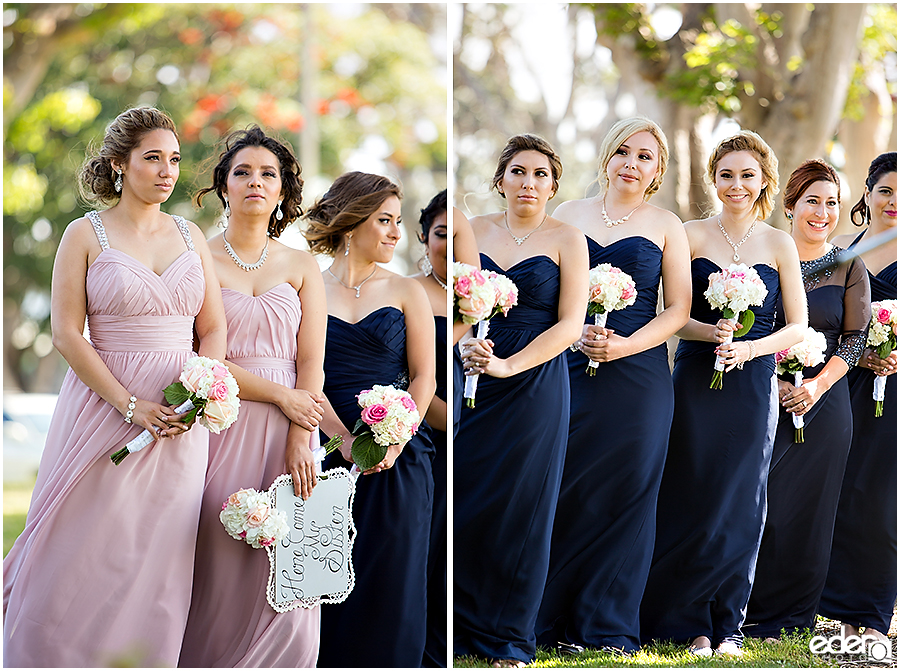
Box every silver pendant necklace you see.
[718,216,757,263]
[223,233,268,272]
[328,266,377,298]
[505,211,548,246]
[432,272,447,291]
[601,197,643,228]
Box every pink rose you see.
[877,308,892,325]
[203,398,239,433]
[361,403,388,425]
[472,270,487,285]
[226,490,247,508]
[774,350,787,364]
[211,362,229,380]
[246,505,269,527]
[400,396,417,412]
[208,380,230,402]
[260,536,274,547]
[180,362,208,393]
[458,294,491,319]
[455,276,472,297]
[621,284,636,301]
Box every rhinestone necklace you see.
[431,271,447,291]
[328,266,377,298]
[601,197,643,228]
[505,211,548,246]
[223,233,268,272]
[718,216,757,263]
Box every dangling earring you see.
[344,233,352,257]
[786,212,793,221]
[218,198,231,229]
[114,170,123,193]
[422,253,433,277]
[275,199,284,221]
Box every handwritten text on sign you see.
[273,474,353,605]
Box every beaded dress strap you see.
[86,211,110,250]
[173,215,195,251]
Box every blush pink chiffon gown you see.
[178,282,320,667]
[3,211,209,667]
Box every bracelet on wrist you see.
[124,395,136,424]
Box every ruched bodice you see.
[323,306,411,428]
[222,283,300,369]
[584,236,662,336]
[676,258,780,371]
[481,254,560,336]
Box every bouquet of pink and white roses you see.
[866,299,899,417]
[220,488,289,549]
[454,264,520,407]
[583,263,637,375]
[775,327,828,442]
[111,356,241,465]
[453,263,495,325]
[349,385,420,471]
[704,264,769,389]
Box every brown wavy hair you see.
[195,125,303,238]
[783,159,841,216]
[303,172,402,256]
[78,107,178,207]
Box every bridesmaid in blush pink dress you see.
[178,126,326,667]
[3,107,228,667]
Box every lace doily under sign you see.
[265,468,357,611]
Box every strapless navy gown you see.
[820,233,897,633]
[454,254,570,664]
[536,236,673,653]
[746,251,869,638]
[641,258,780,648]
[424,315,448,667]
[318,307,434,668]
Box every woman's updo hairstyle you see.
[490,134,563,199]
[596,116,669,199]
[304,171,402,256]
[707,129,779,221]
[850,152,897,226]
[195,125,303,238]
[783,159,841,215]
[419,189,447,243]
[78,107,178,207]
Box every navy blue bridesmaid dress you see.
[640,258,780,648]
[454,254,570,664]
[536,235,674,653]
[819,232,897,633]
[318,307,434,668]
[745,249,869,638]
[423,314,448,667]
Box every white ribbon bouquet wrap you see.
[111,356,240,465]
[704,264,769,390]
[775,327,827,443]
[452,263,518,408]
[583,263,637,376]
[866,300,899,417]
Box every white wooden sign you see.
[265,468,356,611]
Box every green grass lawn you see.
[4,478,35,558]
[454,630,839,668]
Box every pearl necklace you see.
[718,216,757,263]
[601,197,643,228]
[223,233,268,271]
[504,211,548,246]
[328,266,377,298]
